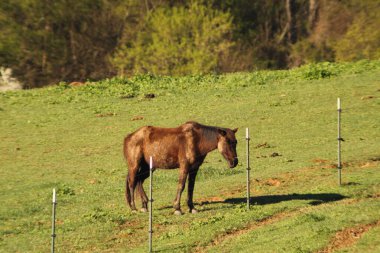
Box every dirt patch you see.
[361,95,375,100]
[359,160,379,168]
[131,115,144,121]
[254,142,273,149]
[313,159,330,164]
[96,112,116,117]
[311,158,359,169]
[306,158,379,173]
[325,164,339,169]
[265,178,281,187]
[316,220,380,253]
[367,192,380,199]
[88,179,98,184]
[197,196,225,205]
[248,174,297,189]
[256,155,268,158]
[118,218,142,230]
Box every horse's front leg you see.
[173,164,189,215]
[187,168,199,213]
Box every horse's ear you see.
[217,129,227,136]
[232,128,238,133]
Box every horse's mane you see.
[184,121,225,143]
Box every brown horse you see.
[123,121,238,215]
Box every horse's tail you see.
[124,135,132,208]
[125,175,132,208]
[123,136,129,161]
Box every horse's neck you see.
[199,127,218,155]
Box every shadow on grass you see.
[201,193,346,207]
[157,193,346,211]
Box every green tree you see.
[334,10,380,61]
[0,0,132,88]
[0,2,21,68]
[112,1,233,76]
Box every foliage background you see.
[0,0,379,88]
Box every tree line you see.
[0,0,379,88]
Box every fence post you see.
[51,188,57,253]
[149,156,153,253]
[337,98,342,186]
[246,128,251,210]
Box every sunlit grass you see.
[0,61,379,252]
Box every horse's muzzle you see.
[230,158,238,168]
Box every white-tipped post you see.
[246,128,251,210]
[51,188,57,253]
[337,97,341,110]
[149,156,153,253]
[53,188,56,203]
[337,98,342,185]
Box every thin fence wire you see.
[44,99,351,251]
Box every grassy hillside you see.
[1,61,379,252]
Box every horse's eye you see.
[228,140,237,145]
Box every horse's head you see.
[217,128,238,168]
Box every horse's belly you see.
[149,155,179,169]
[144,146,179,169]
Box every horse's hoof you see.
[131,209,138,214]
[140,208,148,213]
[190,209,198,214]
[174,210,183,215]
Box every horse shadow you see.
[199,193,346,207]
[156,193,346,211]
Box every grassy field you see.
[1,61,379,252]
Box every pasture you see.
[1,61,380,252]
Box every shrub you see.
[297,62,336,80]
[334,11,380,61]
[111,1,233,76]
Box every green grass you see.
[207,199,380,253]
[0,61,379,252]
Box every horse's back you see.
[144,125,186,168]
[124,123,199,169]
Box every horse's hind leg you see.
[126,164,139,212]
[125,142,145,212]
[136,162,149,212]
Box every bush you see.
[111,1,233,76]
[334,11,380,61]
[296,62,336,80]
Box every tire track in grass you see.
[315,220,380,253]
[192,159,378,252]
[191,158,380,252]
[130,157,377,252]
[194,210,299,253]
[194,198,358,253]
